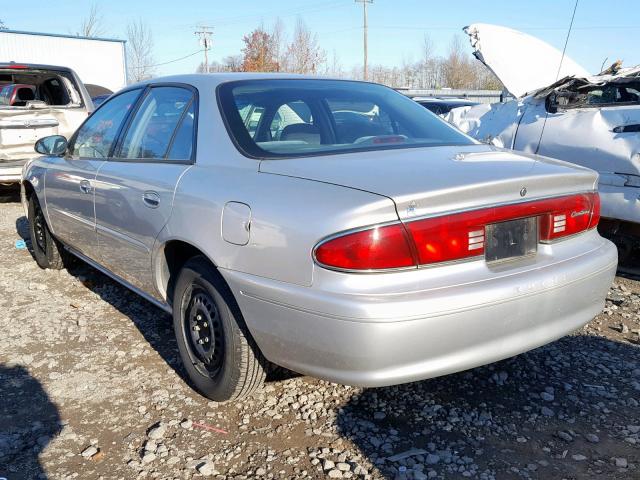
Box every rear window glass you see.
[218,79,474,158]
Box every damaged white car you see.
[0,63,92,184]
[448,24,640,263]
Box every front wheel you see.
[172,256,267,401]
[28,194,65,270]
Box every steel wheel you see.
[32,200,47,254]
[184,287,225,377]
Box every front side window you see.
[71,89,141,159]
[218,79,474,158]
[118,86,194,160]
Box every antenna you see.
[535,0,579,154]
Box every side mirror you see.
[545,93,559,114]
[35,135,68,156]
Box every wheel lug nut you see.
[196,314,202,321]
[203,322,208,327]
[193,326,200,331]
[203,337,209,343]
[198,339,205,344]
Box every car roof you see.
[128,73,368,91]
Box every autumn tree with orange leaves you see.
[241,28,280,72]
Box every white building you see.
[0,29,127,93]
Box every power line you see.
[142,50,203,69]
[176,1,347,30]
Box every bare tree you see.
[196,55,244,73]
[78,4,105,38]
[126,20,156,83]
[0,19,6,30]
[441,35,476,89]
[283,18,326,74]
[322,49,344,78]
[270,18,287,71]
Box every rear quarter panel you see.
[156,164,399,289]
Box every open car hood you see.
[464,23,590,98]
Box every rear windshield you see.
[0,69,83,108]
[217,79,475,158]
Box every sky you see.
[2,0,639,77]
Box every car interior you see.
[0,70,81,107]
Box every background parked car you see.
[413,96,479,116]
[0,62,93,184]
[91,94,111,108]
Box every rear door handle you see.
[79,180,92,194]
[613,124,640,133]
[142,191,160,208]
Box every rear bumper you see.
[222,231,617,387]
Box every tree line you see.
[2,7,502,90]
[199,19,502,90]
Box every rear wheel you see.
[28,194,65,270]
[172,256,267,401]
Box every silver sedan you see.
[21,74,617,401]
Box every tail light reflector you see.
[314,192,600,271]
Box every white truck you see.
[0,63,93,184]
[0,30,127,185]
[0,29,127,93]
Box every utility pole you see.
[355,0,373,80]
[194,25,213,73]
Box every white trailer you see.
[0,29,126,93]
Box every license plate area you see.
[485,217,538,263]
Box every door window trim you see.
[66,87,145,160]
[110,82,199,165]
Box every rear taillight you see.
[314,223,416,271]
[539,192,600,241]
[314,192,600,271]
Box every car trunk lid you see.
[258,145,599,221]
[0,107,85,162]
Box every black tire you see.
[28,194,65,270]
[172,256,267,401]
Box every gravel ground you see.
[0,196,639,480]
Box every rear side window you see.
[71,89,141,159]
[218,79,474,159]
[117,86,195,161]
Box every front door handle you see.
[79,180,92,194]
[142,191,160,208]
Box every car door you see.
[514,86,640,175]
[94,84,197,294]
[44,88,142,259]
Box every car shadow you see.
[335,335,639,479]
[0,364,62,480]
[0,184,20,204]
[16,213,292,389]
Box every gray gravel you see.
[0,199,639,479]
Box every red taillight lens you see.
[314,192,600,271]
[406,210,487,265]
[314,223,416,271]
[539,192,599,241]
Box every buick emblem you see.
[520,187,527,197]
